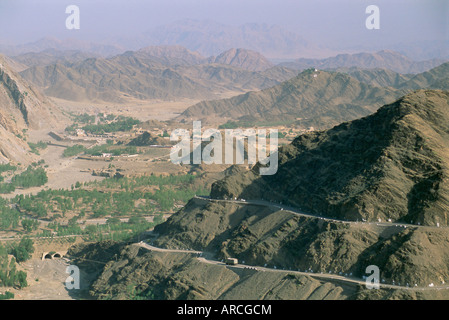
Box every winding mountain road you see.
[130,195,449,291]
[134,241,449,292]
[193,196,436,230]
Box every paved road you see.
[2,194,446,291]
[136,242,202,255]
[134,240,449,291]
[193,196,434,230]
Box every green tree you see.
[21,219,39,233]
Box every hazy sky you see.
[0,0,447,48]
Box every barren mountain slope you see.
[210,48,274,71]
[211,90,449,225]
[19,49,297,103]
[0,55,65,163]
[179,68,400,129]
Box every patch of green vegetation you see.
[0,198,20,228]
[0,242,29,289]
[65,113,139,135]
[73,113,96,124]
[218,121,254,129]
[11,166,47,189]
[21,218,39,233]
[63,144,87,157]
[0,164,16,174]
[0,183,15,194]
[12,174,209,222]
[0,239,34,288]
[85,145,138,157]
[276,131,287,139]
[82,117,140,135]
[28,141,48,155]
[9,238,34,263]
[0,291,14,300]
[0,165,48,194]
[125,284,155,300]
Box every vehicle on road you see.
[226,258,238,265]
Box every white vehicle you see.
[226,258,238,265]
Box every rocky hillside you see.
[209,48,274,71]
[152,198,449,292]
[399,62,449,91]
[74,241,358,300]
[68,90,449,300]
[179,68,400,129]
[148,90,449,295]
[0,55,65,163]
[331,67,413,88]
[210,90,449,226]
[78,233,449,300]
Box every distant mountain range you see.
[0,20,335,60]
[14,43,448,110]
[18,46,297,103]
[1,19,448,62]
[133,45,207,66]
[140,19,332,59]
[280,50,447,74]
[10,48,101,70]
[0,37,124,58]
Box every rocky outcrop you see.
[0,56,65,163]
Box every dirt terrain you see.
[8,258,76,300]
[50,97,204,122]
